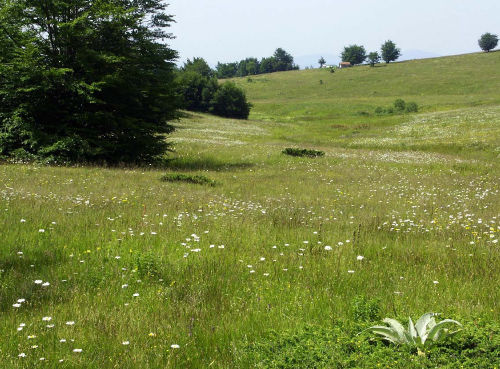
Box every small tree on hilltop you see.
[318,56,326,68]
[368,52,381,67]
[381,40,401,63]
[478,33,499,52]
[341,45,367,65]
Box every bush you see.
[283,148,325,157]
[177,71,218,112]
[405,102,419,113]
[374,106,384,114]
[160,173,216,186]
[394,99,406,111]
[209,82,251,119]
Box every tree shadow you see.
[162,157,254,171]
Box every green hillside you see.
[227,51,500,158]
[0,52,499,368]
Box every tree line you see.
[215,48,299,78]
[176,58,251,119]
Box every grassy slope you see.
[0,52,499,368]
[232,51,500,158]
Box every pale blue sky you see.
[166,0,499,67]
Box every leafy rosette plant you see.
[364,313,462,355]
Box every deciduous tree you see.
[478,33,498,52]
[381,40,401,63]
[0,0,179,163]
[341,45,367,65]
[368,52,381,67]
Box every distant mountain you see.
[294,54,340,69]
[399,49,440,61]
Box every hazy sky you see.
[166,0,499,66]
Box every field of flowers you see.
[0,52,499,368]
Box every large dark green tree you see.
[381,40,401,63]
[0,0,179,163]
[341,45,367,65]
[272,48,298,71]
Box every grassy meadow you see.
[1,52,499,368]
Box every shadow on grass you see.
[163,157,254,171]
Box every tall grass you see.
[0,52,499,368]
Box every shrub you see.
[160,173,216,186]
[282,148,325,157]
[405,102,419,113]
[374,106,384,114]
[394,99,406,111]
[209,82,252,119]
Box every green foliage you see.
[272,48,299,72]
[182,57,214,78]
[368,51,381,67]
[351,296,381,322]
[478,32,499,52]
[381,40,401,63]
[242,319,500,368]
[177,71,219,112]
[210,82,252,119]
[364,313,462,349]
[0,0,179,163]
[237,58,260,77]
[318,56,326,68]
[177,64,251,119]
[394,99,406,111]
[341,45,367,65]
[216,61,239,78]
[160,173,216,186]
[282,148,325,157]
[216,48,298,78]
[259,57,276,74]
[405,101,419,113]
[375,100,418,115]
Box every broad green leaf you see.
[408,317,417,339]
[415,313,435,343]
[383,318,406,341]
[427,319,462,342]
[365,326,401,344]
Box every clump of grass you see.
[375,99,419,115]
[282,148,325,157]
[160,173,216,186]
